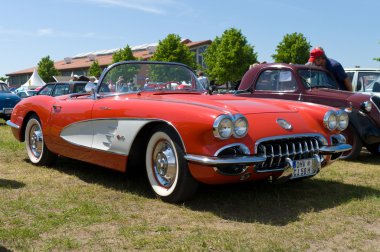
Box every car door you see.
[45,96,95,161]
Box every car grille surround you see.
[255,135,322,172]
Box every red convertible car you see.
[7,61,351,203]
[237,63,380,160]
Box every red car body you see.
[7,61,351,202]
[237,63,380,159]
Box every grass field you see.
[0,120,379,251]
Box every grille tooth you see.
[268,145,274,167]
[256,136,322,172]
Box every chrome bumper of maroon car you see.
[184,154,266,166]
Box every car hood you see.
[312,88,371,102]
[138,93,302,115]
[0,92,21,102]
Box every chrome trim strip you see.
[319,143,352,154]
[184,154,266,166]
[60,117,188,154]
[6,120,20,129]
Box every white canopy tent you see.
[21,69,46,90]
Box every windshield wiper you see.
[234,86,253,95]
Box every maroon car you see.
[237,63,380,159]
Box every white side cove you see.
[60,119,151,155]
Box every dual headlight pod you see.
[323,110,349,131]
[213,114,248,139]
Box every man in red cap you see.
[308,47,352,91]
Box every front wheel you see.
[145,125,198,203]
[25,115,57,166]
[340,123,362,160]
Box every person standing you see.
[197,71,210,90]
[307,47,352,91]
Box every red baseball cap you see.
[308,48,325,62]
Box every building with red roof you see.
[6,39,211,87]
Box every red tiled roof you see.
[6,39,211,76]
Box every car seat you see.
[372,82,380,92]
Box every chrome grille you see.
[256,136,321,172]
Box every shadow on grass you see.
[31,157,380,226]
[186,179,380,225]
[346,150,380,165]
[0,179,25,189]
[29,157,154,200]
[0,245,13,252]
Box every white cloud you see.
[0,26,101,39]
[77,0,178,14]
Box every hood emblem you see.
[277,118,292,130]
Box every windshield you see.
[364,76,380,92]
[98,62,204,94]
[298,69,337,89]
[0,83,11,93]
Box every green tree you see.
[37,56,59,83]
[0,77,7,82]
[374,41,380,62]
[150,34,196,69]
[203,28,257,85]
[88,60,102,78]
[112,44,136,63]
[272,32,311,64]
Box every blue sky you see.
[1,0,379,77]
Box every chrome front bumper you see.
[6,120,20,129]
[319,143,352,154]
[184,154,266,166]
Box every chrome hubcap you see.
[29,124,43,158]
[153,140,177,187]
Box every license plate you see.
[292,158,316,178]
[4,108,12,114]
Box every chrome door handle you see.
[99,106,111,110]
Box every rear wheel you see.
[25,115,57,166]
[145,125,198,203]
[340,123,362,160]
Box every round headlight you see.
[233,115,248,138]
[336,110,349,131]
[323,110,337,131]
[213,115,233,139]
[361,101,372,113]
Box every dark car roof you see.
[239,63,328,90]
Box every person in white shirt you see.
[197,71,210,90]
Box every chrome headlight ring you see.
[233,114,249,138]
[335,110,349,131]
[323,110,337,131]
[213,115,233,139]
[213,114,249,140]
